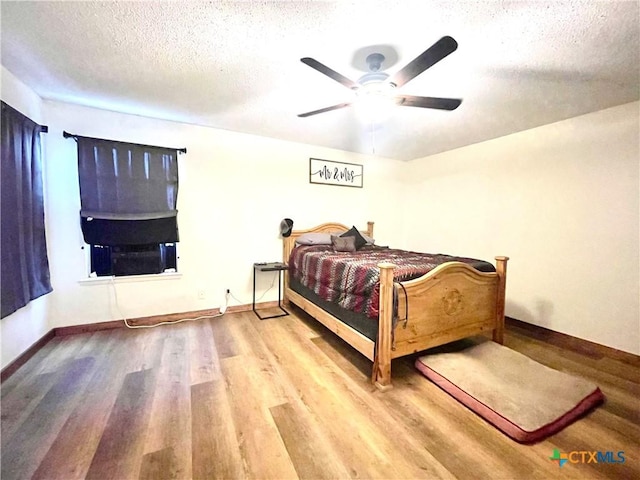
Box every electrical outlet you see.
[197,289,206,300]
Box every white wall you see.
[404,102,640,355]
[3,62,638,369]
[40,101,404,335]
[1,67,52,368]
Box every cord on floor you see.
[110,276,227,329]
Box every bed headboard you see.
[282,221,374,265]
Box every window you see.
[1,102,52,317]
[69,133,184,277]
[90,243,177,277]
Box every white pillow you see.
[362,233,375,245]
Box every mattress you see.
[290,277,378,341]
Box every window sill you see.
[78,272,183,285]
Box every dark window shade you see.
[81,217,179,245]
[1,101,52,318]
[76,136,179,245]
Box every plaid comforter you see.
[288,245,495,319]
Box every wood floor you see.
[2,307,638,480]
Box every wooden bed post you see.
[282,235,296,306]
[493,256,509,344]
[375,262,395,391]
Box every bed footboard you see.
[374,257,509,389]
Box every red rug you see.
[415,338,604,443]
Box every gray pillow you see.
[295,233,333,245]
[331,234,356,252]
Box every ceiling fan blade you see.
[301,58,358,89]
[398,95,462,110]
[298,102,352,118]
[390,36,458,88]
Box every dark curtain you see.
[1,101,52,319]
[76,136,179,245]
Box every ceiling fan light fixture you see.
[355,80,396,123]
[356,79,394,96]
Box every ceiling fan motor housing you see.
[357,71,390,87]
[365,52,385,72]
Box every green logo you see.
[549,449,568,467]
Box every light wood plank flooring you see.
[2,307,638,480]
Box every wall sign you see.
[309,158,363,188]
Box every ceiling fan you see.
[298,36,462,118]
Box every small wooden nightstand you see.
[252,262,289,320]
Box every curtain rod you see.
[63,131,187,154]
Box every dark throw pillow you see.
[331,235,356,252]
[340,226,367,250]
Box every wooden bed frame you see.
[282,221,509,390]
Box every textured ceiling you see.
[1,1,638,161]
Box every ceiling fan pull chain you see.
[371,121,376,155]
